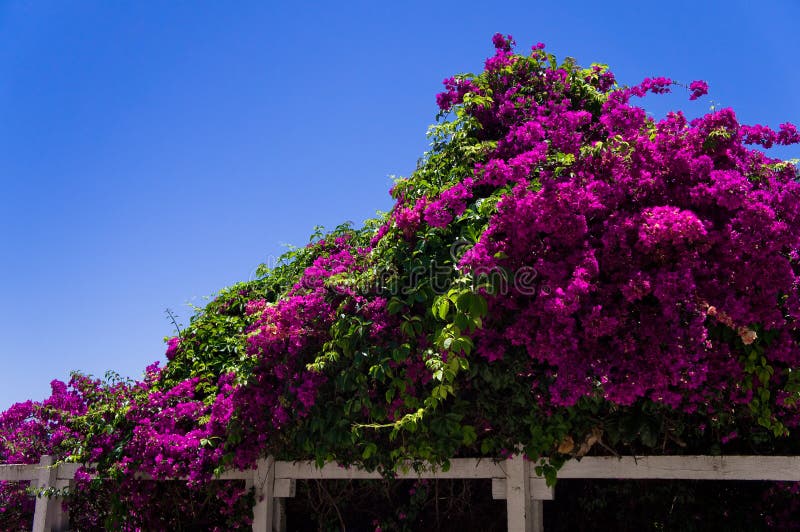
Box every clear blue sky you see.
[1,1,798,411]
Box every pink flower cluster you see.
[426,40,800,416]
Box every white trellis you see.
[3,454,800,532]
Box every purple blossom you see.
[688,79,709,100]
[165,336,182,361]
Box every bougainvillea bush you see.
[2,34,800,529]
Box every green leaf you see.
[362,442,377,460]
[433,297,450,320]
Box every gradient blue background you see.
[1,1,798,410]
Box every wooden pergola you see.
[3,454,800,531]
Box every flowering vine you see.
[2,34,799,528]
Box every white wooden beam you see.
[557,455,800,481]
[273,478,296,498]
[274,458,504,480]
[54,463,81,480]
[0,464,38,482]
[216,469,255,480]
[492,478,554,500]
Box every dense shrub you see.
[2,34,799,529]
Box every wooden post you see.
[273,498,286,532]
[531,499,543,532]
[272,477,295,532]
[252,456,275,532]
[32,455,57,532]
[47,478,70,532]
[505,454,533,532]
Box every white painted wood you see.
[55,463,81,480]
[216,469,255,480]
[274,478,295,497]
[557,455,800,481]
[7,455,800,483]
[505,454,533,532]
[6,454,800,532]
[273,498,286,532]
[32,455,56,532]
[0,464,39,481]
[492,478,554,501]
[275,458,504,480]
[135,470,254,481]
[251,457,275,532]
[531,500,543,532]
[531,478,554,501]
[46,478,70,532]
[492,477,505,499]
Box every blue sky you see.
[1,1,798,410]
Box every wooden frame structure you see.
[3,454,800,531]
